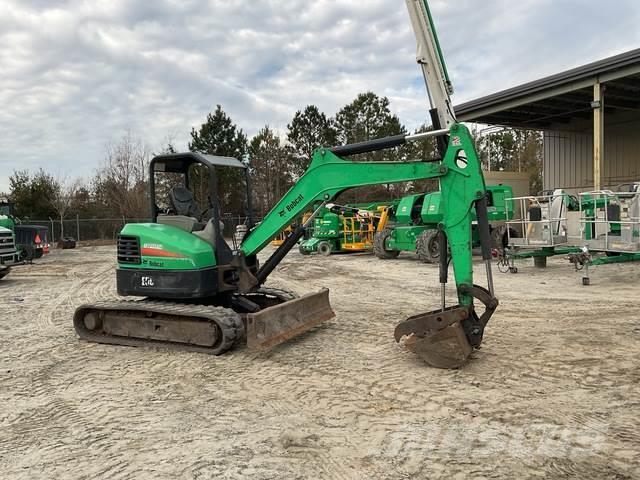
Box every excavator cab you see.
[149,153,253,256]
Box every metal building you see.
[455,49,640,193]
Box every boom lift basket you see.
[505,192,573,248]
[579,190,640,253]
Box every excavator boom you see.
[236,124,497,367]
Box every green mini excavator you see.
[74,0,499,368]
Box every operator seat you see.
[169,187,201,219]
[156,187,205,232]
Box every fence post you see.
[49,217,54,243]
[77,214,80,242]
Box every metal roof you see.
[455,48,640,129]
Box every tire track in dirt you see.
[34,262,114,333]
[2,246,639,479]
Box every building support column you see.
[593,81,604,190]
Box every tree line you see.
[5,91,543,234]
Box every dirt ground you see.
[0,245,638,479]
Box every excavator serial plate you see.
[246,288,335,350]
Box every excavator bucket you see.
[394,305,475,369]
[246,288,335,350]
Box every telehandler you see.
[74,0,499,368]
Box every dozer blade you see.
[246,288,335,350]
[394,306,474,369]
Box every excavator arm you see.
[240,150,441,258]
[238,124,498,368]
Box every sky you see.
[1,0,639,192]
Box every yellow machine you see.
[270,226,292,247]
[270,212,312,247]
[340,206,390,252]
[299,204,394,255]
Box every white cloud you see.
[1,0,638,192]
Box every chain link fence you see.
[19,215,262,244]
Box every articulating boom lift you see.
[73,0,498,368]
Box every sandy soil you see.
[0,246,639,479]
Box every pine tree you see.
[189,105,248,215]
[286,105,337,177]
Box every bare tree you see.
[95,131,152,219]
[49,175,81,239]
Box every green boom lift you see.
[298,201,397,256]
[73,0,500,368]
[374,185,515,262]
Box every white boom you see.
[405,0,457,130]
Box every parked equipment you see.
[374,185,515,262]
[58,237,77,249]
[75,125,497,368]
[498,185,640,282]
[0,225,18,279]
[0,199,50,262]
[497,189,581,272]
[73,0,501,368]
[567,185,640,284]
[14,225,50,261]
[0,202,21,276]
[299,202,395,255]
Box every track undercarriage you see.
[74,288,334,355]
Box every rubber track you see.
[74,299,245,355]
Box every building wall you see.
[485,171,530,199]
[544,115,640,193]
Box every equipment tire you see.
[20,244,35,262]
[415,229,440,263]
[373,229,400,259]
[317,241,332,256]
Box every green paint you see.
[422,0,452,89]
[241,123,487,306]
[240,150,443,256]
[384,184,513,257]
[119,223,216,270]
[588,252,640,266]
[116,124,491,307]
[509,246,581,260]
[388,226,422,252]
[299,200,399,255]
